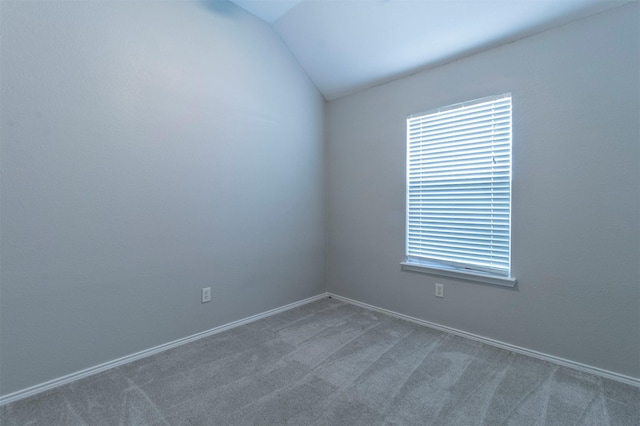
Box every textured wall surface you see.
[0,0,325,395]
[326,3,640,379]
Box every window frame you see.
[401,94,516,287]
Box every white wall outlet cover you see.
[202,287,212,303]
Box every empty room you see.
[1,0,638,424]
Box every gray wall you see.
[326,3,640,379]
[0,0,325,395]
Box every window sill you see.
[400,261,517,288]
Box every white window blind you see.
[406,94,512,277]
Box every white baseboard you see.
[328,293,640,388]
[4,290,636,406]
[0,292,330,406]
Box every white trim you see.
[401,261,517,287]
[328,293,640,388]
[0,293,330,406]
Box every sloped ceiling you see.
[230,0,634,100]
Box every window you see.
[403,94,515,286]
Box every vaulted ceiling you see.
[229,0,633,100]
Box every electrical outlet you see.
[202,287,211,303]
[435,283,444,298]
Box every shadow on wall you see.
[198,0,242,17]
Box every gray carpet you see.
[1,297,638,425]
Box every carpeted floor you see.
[1,297,638,425]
